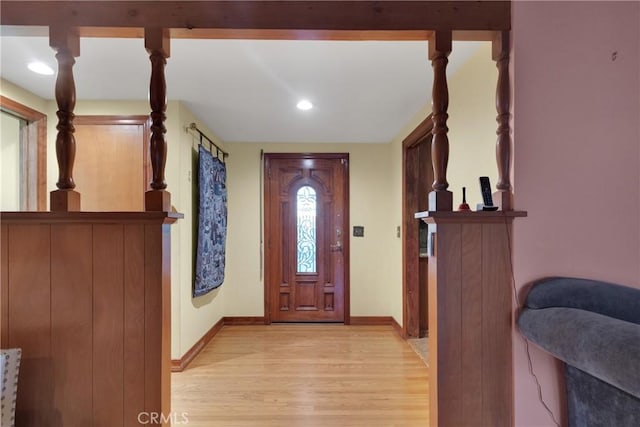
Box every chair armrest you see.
[518,307,640,399]
[525,277,640,324]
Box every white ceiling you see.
[0,31,482,144]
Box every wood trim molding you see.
[0,95,46,120]
[402,114,433,148]
[391,317,404,339]
[74,115,150,126]
[0,95,47,211]
[350,316,404,338]
[171,316,267,372]
[350,316,395,325]
[351,316,405,338]
[222,316,267,325]
[171,318,225,372]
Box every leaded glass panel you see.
[296,185,316,273]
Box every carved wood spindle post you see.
[144,28,171,212]
[493,31,514,210]
[49,27,81,211]
[428,31,453,211]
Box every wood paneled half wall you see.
[1,211,180,427]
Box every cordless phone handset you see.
[479,176,499,211]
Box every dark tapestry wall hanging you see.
[194,145,227,297]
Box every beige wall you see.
[0,79,48,113]
[171,102,226,359]
[448,43,499,208]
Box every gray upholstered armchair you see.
[517,277,640,427]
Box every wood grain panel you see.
[460,223,483,423]
[1,213,179,426]
[51,224,93,426]
[481,222,513,426]
[434,224,463,426]
[92,225,125,426]
[427,223,440,424]
[159,225,172,419]
[7,224,53,426]
[144,224,172,422]
[1,224,8,346]
[123,224,146,426]
[144,224,162,416]
[421,213,523,427]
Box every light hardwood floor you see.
[172,324,429,426]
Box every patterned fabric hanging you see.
[194,145,227,297]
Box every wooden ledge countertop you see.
[0,211,183,224]
[415,210,527,224]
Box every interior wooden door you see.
[264,153,349,323]
[73,116,150,211]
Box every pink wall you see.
[512,1,640,426]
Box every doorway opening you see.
[0,96,47,211]
[402,115,434,339]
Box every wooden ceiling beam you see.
[1,1,511,33]
[68,27,436,41]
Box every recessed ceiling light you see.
[296,100,313,111]
[27,61,54,75]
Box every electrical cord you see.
[503,215,561,427]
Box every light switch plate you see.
[353,226,364,237]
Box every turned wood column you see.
[49,27,81,211]
[145,28,171,212]
[493,31,513,210]
[428,31,453,211]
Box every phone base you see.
[476,203,499,211]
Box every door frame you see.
[402,115,433,338]
[263,152,350,325]
[0,95,47,211]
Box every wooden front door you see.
[264,153,349,323]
